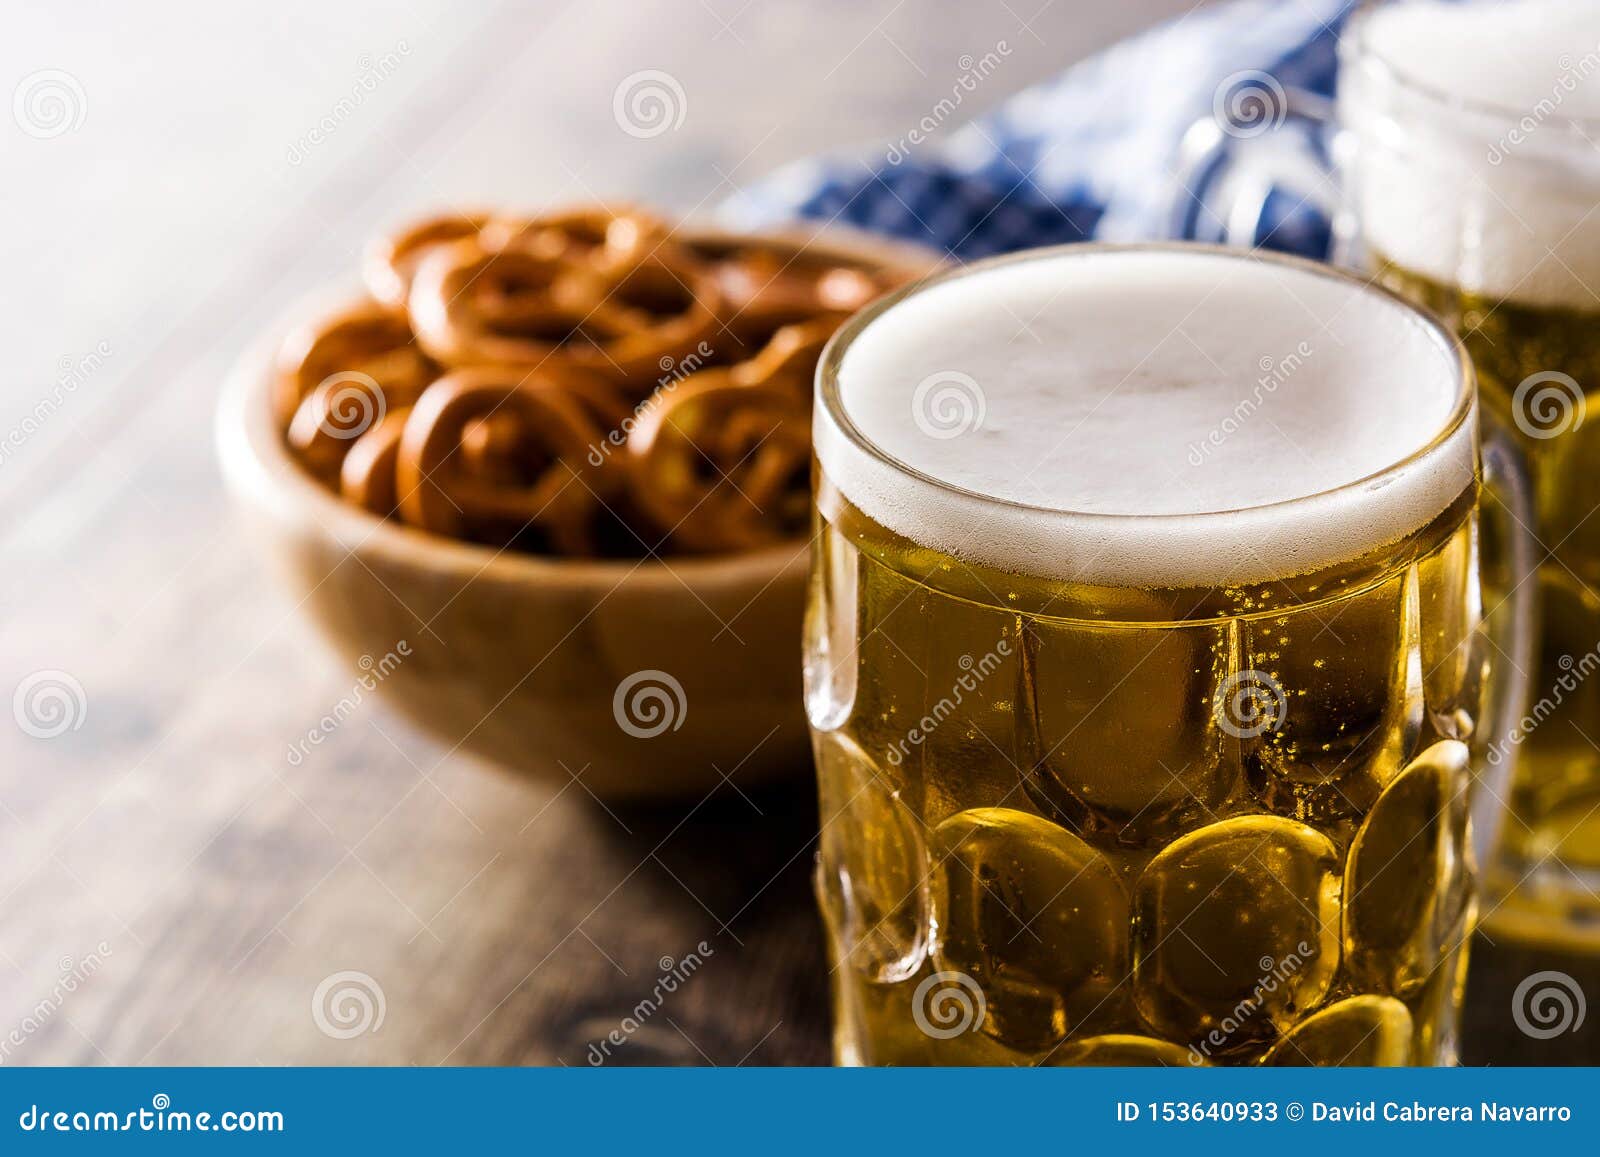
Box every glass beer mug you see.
[1185,0,1599,947]
[805,243,1531,1066]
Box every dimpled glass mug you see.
[1185,0,1597,947]
[804,242,1532,1067]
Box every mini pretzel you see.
[728,318,843,399]
[280,206,919,558]
[406,240,578,367]
[627,377,811,553]
[286,370,400,484]
[408,237,723,389]
[364,212,495,308]
[394,368,619,554]
[651,319,840,409]
[464,362,636,437]
[483,205,668,267]
[273,300,435,428]
[339,407,411,517]
[555,252,724,385]
[713,246,886,340]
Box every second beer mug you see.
[1183,0,1600,945]
[807,244,1531,1066]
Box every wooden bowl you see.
[215,223,941,801]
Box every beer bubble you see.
[1212,669,1287,738]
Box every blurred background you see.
[1,0,1593,1066]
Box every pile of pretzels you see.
[274,205,908,556]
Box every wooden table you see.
[1,0,1594,1068]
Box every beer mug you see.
[1183,0,1597,946]
[806,243,1533,1065]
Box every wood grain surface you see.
[1,0,1594,1068]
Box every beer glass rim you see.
[1343,0,1600,135]
[816,240,1475,532]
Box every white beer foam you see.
[818,248,1475,588]
[1345,0,1600,306]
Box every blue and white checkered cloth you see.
[722,0,1358,260]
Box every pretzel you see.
[405,240,569,368]
[279,206,918,558]
[649,317,841,410]
[364,212,495,308]
[394,368,620,554]
[407,235,723,390]
[627,377,811,553]
[728,318,843,399]
[544,364,636,432]
[273,300,435,428]
[286,369,403,484]
[556,252,725,386]
[711,244,888,341]
[338,407,411,517]
[483,205,668,268]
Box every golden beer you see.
[807,245,1504,1065]
[1375,262,1600,932]
[1341,0,1600,940]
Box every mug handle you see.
[1169,84,1343,251]
[1472,421,1538,870]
